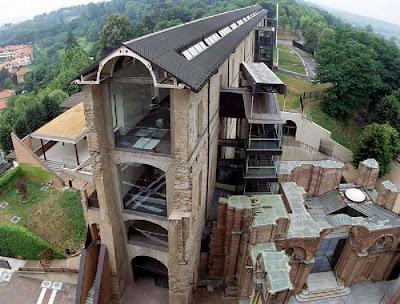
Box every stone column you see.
[376,180,399,211]
[356,159,379,189]
[83,84,131,302]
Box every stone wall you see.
[281,112,353,162]
[278,161,344,197]
[11,133,63,186]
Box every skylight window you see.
[181,9,262,60]
[182,50,193,60]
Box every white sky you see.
[306,0,400,26]
[0,0,399,26]
[0,0,104,25]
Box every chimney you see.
[376,180,398,211]
[356,159,379,189]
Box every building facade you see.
[73,5,400,304]
[75,5,271,304]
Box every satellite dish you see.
[345,188,366,203]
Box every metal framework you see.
[73,45,185,89]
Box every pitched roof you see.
[77,5,267,93]
[31,102,87,143]
[0,89,15,100]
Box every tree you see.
[41,95,61,121]
[154,19,181,32]
[353,123,400,176]
[0,123,13,152]
[317,40,381,116]
[97,14,134,58]
[24,102,46,132]
[14,117,30,138]
[65,31,78,50]
[49,48,92,94]
[370,91,400,133]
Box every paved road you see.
[278,40,317,80]
[0,270,75,304]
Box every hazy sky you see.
[306,0,400,26]
[0,0,399,26]
[0,0,103,25]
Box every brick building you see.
[71,5,400,304]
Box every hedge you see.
[0,166,21,194]
[0,224,65,260]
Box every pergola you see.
[31,102,88,168]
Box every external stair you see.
[295,272,351,302]
[85,286,95,304]
[43,160,64,172]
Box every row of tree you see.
[0,43,92,151]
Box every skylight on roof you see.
[181,9,262,61]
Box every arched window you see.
[283,120,297,138]
[119,163,167,217]
[369,235,394,253]
[126,220,168,249]
[285,247,306,262]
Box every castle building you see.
[72,5,400,304]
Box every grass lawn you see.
[276,72,329,111]
[0,165,85,256]
[275,72,360,150]
[305,101,363,150]
[278,43,307,75]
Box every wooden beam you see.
[40,139,47,161]
[74,144,80,166]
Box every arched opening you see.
[283,120,297,138]
[131,256,169,288]
[119,163,167,217]
[368,235,394,254]
[109,56,171,154]
[285,246,306,262]
[311,233,348,273]
[126,220,168,250]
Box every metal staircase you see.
[85,285,94,304]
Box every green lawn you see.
[0,165,85,257]
[276,72,329,111]
[275,72,360,150]
[305,101,362,150]
[277,43,307,75]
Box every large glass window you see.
[119,163,167,217]
[110,59,171,154]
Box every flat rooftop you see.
[219,194,288,227]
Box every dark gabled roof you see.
[76,5,267,93]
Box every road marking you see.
[36,288,47,304]
[289,47,309,77]
[48,289,58,304]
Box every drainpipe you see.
[206,80,211,223]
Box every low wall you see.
[76,242,100,304]
[11,133,63,186]
[281,112,353,162]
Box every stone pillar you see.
[290,261,314,292]
[83,84,132,302]
[376,180,399,211]
[356,159,379,189]
[168,211,192,304]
